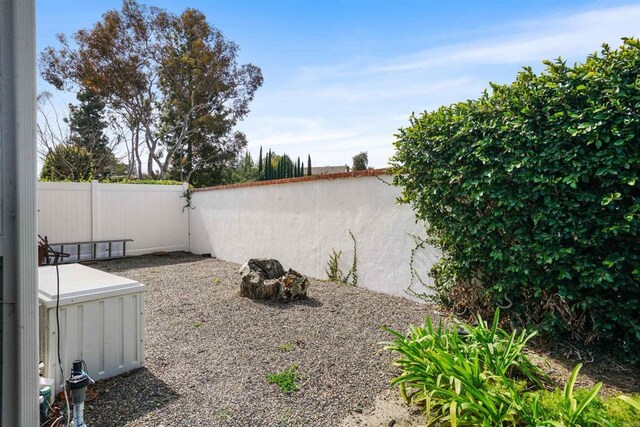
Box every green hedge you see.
[100,178,184,185]
[391,38,640,362]
[39,178,184,185]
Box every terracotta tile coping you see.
[192,168,389,192]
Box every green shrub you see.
[383,310,547,425]
[40,145,94,181]
[324,230,359,286]
[391,38,640,362]
[384,312,638,426]
[101,178,184,185]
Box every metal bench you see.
[42,239,133,264]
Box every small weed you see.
[193,321,202,328]
[325,230,358,286]
[279,408,296,426]
[325,249,343,282]
[214,277,221,284]
[217,409,233,421]
[266,364,300,393]
[278,342,295,352]
[343,230,358,287]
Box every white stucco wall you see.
[189,174,440,299]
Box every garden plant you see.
[384,310,640,426]
[392,38,640,362]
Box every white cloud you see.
[344,4,640,75]
[284,77,478,103]
[240,3,640,168]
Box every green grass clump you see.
[277,342,295,352]
[266,364,299,393]
[384,309,640,426]
[521,390,640,426]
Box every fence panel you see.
[37,182,92,244]
[37,181,189,256]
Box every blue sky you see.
[37,0,640,168]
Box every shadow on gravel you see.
[251,296,324,309]
[84,368,179,425]
[92,251,208,271]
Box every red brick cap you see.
[192,168,389,192]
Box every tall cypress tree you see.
[296,157,301,177]
[277,156,281,179]
[269,151,273,180]
[265,150,271,180]
[307,154,312,176]
[258,146,263,179]
[273,151,277,180]
[301,162,304,177]
[284,155,289,178]
[66,88,115,178]
[282,155,287,178]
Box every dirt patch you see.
[526,345,640,397]
[340,390,424,427]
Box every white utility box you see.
[38,264,145,392]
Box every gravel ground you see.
[82,252,434,427]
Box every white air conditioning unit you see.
[38,264,145,392]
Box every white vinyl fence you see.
[38,181,190,256]
[189,172,440,299]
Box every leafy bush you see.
[391,38,640,361]
[101,178,184,185]
[384,312,639,426]
[40,145,94,181]
[39,177,184,185]
[384,310,547,425]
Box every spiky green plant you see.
[383,309,547,426]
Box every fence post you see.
[182,182,190,252]
[91,180,100,241]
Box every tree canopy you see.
[352,151,368,171]
[40,0,263,184]
[40,145,94,182]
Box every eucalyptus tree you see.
[40,0,263,182]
